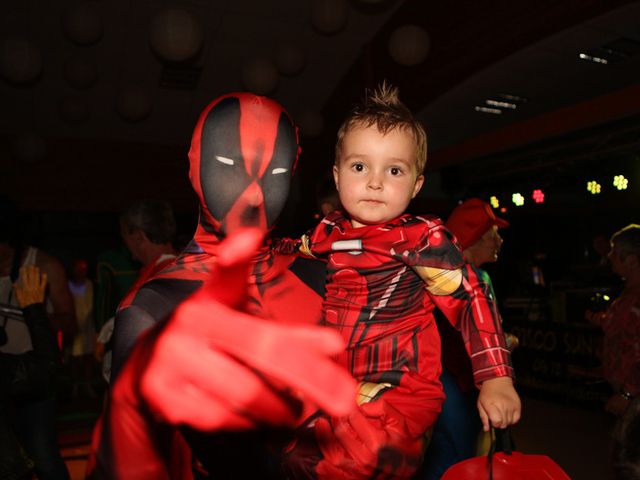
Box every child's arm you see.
[414,262,520,430]
[415,262,513,381]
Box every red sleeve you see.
[430,262,513,385]
[271,236,303,256]
[88,327,193,480]
[399,219,513,385]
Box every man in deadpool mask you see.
[91,92,357,479]
[109,93,317,379]
[192,94,298,240]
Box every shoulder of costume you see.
[120,277,202,322]
[388,214,448,242]
[399,213,445,228]
[321,210,349,228]
[308,210,349,240]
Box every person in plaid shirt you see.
[587,224,640,416]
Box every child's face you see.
[333,124,424,228]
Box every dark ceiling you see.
[1,0,639,218]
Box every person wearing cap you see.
[420,198,517,480]
[446,199,518,350]
[446,198,510,267]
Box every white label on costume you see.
[332,240,362,252]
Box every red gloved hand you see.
[140,228,357,431]
[315,399,424,479]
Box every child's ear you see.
[412,175,425,198]
[333,164,340,191]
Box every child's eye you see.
[352,163,365,172]
[389,167,402,176]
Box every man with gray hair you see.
[587,223,640,416]
[97,199,178,382]
[119,199,177,267]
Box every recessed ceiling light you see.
[486,99,517,109]
[475,106,502,114]
[580,37,640,65]
[578,52,609,64]
[498,93,527,104]
[476,93,525,114]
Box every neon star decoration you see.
[613,175,628,190]
[587,181,601,194]
[532,189,545,204]
[512,193,525,206]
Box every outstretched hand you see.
[14,265,48,308]
[477,376,521,431]
[139,227,357,431]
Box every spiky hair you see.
[335,81,428,174]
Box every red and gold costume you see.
[283,211,513,478]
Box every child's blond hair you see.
[335,82,428,174]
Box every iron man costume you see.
[282,211,513,479]
[309,211,513,389]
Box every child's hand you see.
[13,265,48,308]
[477,376,521,431]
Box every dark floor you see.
[511,396,616,480]
[56,393,617,479]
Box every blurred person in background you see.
[95,199,177,384]
[0,197,74,480]
[586,224,640,417]
[1,266,68,479]
[316,175,342,217]
[68,258,97,399]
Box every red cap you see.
[445,198,509,250]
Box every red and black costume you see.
[90,93,355,479]
[282,211,513,478]
[109,92,305,381]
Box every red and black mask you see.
[188,93,300,250]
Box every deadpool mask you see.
[188,93,300,239]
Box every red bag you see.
[442,429,571,480]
